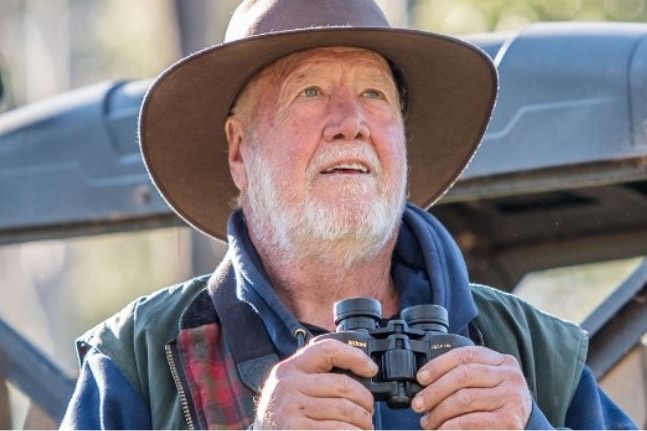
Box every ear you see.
[225,115,248,191]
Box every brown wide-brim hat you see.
[139,0,498,241]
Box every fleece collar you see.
[392,204,477,334]
[222,202,477,357]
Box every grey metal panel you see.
[0,80,172,238]
[1,22,647,246]
[630,36,647,150]
[464,23,647,180]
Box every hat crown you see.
[225,0,391,42]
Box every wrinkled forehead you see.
[266,46,394,82]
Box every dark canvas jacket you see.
[62,205,636,429]
[76,269,587,429]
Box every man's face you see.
[227,47,408,264]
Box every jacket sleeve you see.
[564,365,637,430]
[525,365,637,430]
[60,348,152,430]
[525,400,553,429]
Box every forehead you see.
[273,46,393,78]
[254,46,395,89]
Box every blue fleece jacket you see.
[61,205,637,429]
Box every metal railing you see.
[0,317,75,426]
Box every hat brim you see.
[139,27,497,240]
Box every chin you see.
[303,196,400,243]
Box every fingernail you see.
[412,396,423,412]
[368,361,379,374]
[420,414,428,428]
[417,369,430,384]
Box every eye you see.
[362,88,385,99]
[301,86,322,97]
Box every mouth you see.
[321,162,370,175]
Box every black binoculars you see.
[315,297,474,409]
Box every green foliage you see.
[408,0,647,34]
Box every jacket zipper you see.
[165,344,195,430]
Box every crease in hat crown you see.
[138,0,498,241]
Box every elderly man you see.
[62,0,636,429]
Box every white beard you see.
[243,137,407,268]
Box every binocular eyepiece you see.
[334,297,450,334]
[315,297,474,409]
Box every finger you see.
[412,362,503,413]
[296,418,365,430]
[422,386,506,429]
[297,338,378,377]
[417,346,505,386]
[432,409,523,430]
[255,373,374,430]
[300,373,375,412]
[301,396,374,430]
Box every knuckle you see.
[272,360,292,380]
[458,346,477,363]
[511,372,528,388]
[455,364,471,386]
[456,388,475,409]
[336,374,353,396]
[319,338,344,354]
[502,353,520,368]
[494,393,529,427]
[337,397,352,418]
[502,358,527,385]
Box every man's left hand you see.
[411,346,532,429]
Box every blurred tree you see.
[409,0,647,34]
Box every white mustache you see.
[308,144,382,179]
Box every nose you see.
[323,92,370,143]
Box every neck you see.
[251,233,400,332]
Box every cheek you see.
[255,136,312,189]
[274,115,323,167]
[375,120,407,173]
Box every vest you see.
[77,271,588,429]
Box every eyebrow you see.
[361,70,397,90]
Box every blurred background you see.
[1,0,646,428]
[3,0,647,110]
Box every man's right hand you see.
[253,338,378,430]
